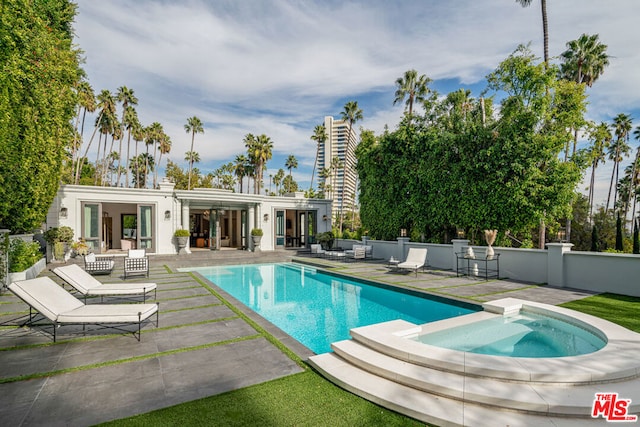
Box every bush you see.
[9,239,43,273]
[251,228,263,237]
[174,229,190,237]
[43,226,74,245]
[316,231,335,250]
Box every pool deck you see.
[0,249,600,426]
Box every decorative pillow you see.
[85,253,96,262]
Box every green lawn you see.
[100,293,640,427]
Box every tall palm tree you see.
[116,86,138,187]
[393,69,431,119]
[339,101,363,234]
[94,89,116,185]
[560,33,610,156]
[245,133,273,194]
[234,154,248,193]
[155,132,171,188]
[285,154,298,177]
[606,114,633,212]
[121,106,139,187]
[587,122,611,219]
[516,0,549,65]
[71,80,96,183]
[184,151,200,187]
[144,122,163,189]
[184,116,204,190]
[629,126,640,229]
[131,122,146,188]
[310,124,326,191]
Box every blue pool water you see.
[411,310,606,357]
[184,263,477,354]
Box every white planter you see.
[8,257,46,282]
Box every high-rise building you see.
[317,116,358,222]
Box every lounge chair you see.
[124,249,149,279]
[83,253,115,275]
[53,264,157,303]
[310,244,325,257]
[397,248,428,276]
[8,277,159,342]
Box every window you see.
[122,214,137,239]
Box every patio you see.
[0,250,597,426]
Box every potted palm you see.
[251,228,263,251]
[174,229,190,254]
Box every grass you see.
[560,292,640,333]
[98,370,423,427]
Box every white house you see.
[46,179,333,254]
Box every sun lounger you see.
[397,248,428,276]
[8,277,158,342]
[53,264,157,303]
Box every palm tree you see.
[184,151,200,187]
[121,106,139,187]
[516,0,549,65]
[285,154,298,178]
[71,80,96,183]
[586,122,611,219]
[310,124,326,191]
[629,126,640,229]
[393,69,431,119]
[274,168,285,195]
[155,132,171,188]
[115,86,138,186]
[339,101,363,234]
[606,114,633,212]
[245,133,273,194]
[234,154,248,193]
[94,89,116,185]
[560,33,610,156]
[144,122,163,189]
[131,122,146,188]
[184,116,204,190]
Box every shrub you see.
[43,226,74,245]
[316,231,335,250]
[9,239,43,273]
[71,238,89,256]
[251,228,263,237]
[174,229,190,237]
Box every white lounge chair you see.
[53,264,157,303]
[397,248,428,276]
[9,277,159,342]
[124,249,149,279]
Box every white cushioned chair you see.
[83,253,115,275]
[124,249,149,279]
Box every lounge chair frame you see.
[9,277,159,342]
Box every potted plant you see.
[71,238,89,257]
[43,226,74,262]
[316,231,335,251]
[174,229,190,254]
[8,238,46,281]
[484,229,498,260]
[250,228,263,251]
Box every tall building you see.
[317,116,358,223]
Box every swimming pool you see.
[410,310,607,357]
[184,263,478,353]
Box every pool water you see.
[411,310,607,357]
[185,263,477,354]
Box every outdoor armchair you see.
[53,264,157,303]
[124,249,149,279]
[8,277,159,342]
[83,253,115,275]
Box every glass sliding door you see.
[82,203,101,253]
[275,210,285,248]
[138,204,154,252]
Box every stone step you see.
[331,339,640,416]
[308,352,604,427]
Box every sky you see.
[73,0,640,206]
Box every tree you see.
[310,124,326,191]
[606,114,632,212]
[70,80,96,184]
[245,134,273,194]
[339,101,363,234]
[155,132,171,188]
[586,122,611,219]
[121,106,139,187]
[94,89,116,185]
[116,86,138,187]
[285,155,298,178]
[145,122,163,188]
[516,0,549,65]
[633,220,639,254]
[234,154,249,193]
[590,225,599,252]
[393,69,431,120]
[184,116,204,190]
[615,213,623,251]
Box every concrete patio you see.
[0,249,598,426]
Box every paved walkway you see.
[0,250,596,426]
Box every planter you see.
[251,235,262,251]
[8,257,46,282]
[176,236,189,255]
